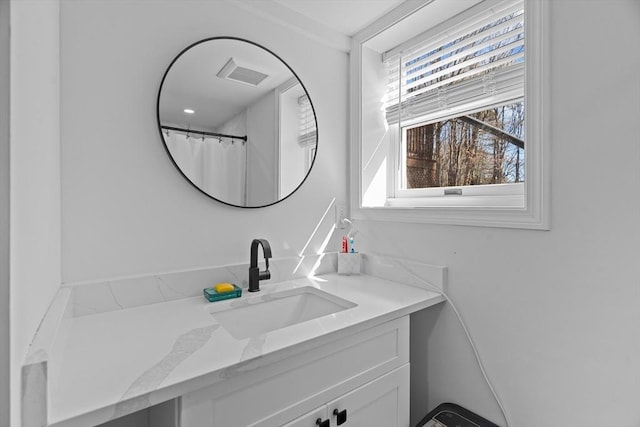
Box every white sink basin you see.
[208,286,356,339]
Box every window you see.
[298,94,317,149]
[398,101,524,194]
[278,81,317,199]
[351,0,549,228]
[298,94,317,172]
[387,0,525,202]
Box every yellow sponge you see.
[214,283,235,293]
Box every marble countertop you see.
[46,273,445,427]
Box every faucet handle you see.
[259,268,271,281]
[259,255,270,281]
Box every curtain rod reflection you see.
[161,125,247,142]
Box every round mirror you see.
[157,37,318,208]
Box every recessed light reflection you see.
[184,108,195,114]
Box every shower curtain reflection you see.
[164,132,246,206]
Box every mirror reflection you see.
[157,37,317,208]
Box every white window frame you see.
[350,0,550,229]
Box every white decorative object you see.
[338,252,361,275]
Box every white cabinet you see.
[180,317,410,427]
[275,365,409,427]
[327,365,409,427]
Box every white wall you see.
[246,90,278,206]
[8,1,62,426]
[0,2,11,425]
[357,1,640,425]
[217,109,248,137]
[60,1,348,282]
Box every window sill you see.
[386,194,524,209]
[353,201,548,229]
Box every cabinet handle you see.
[333,408,347,425]
[316,417,330,427]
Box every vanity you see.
[24,258,445,427]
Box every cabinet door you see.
[327,364,410,427]
[279,406,328,427]
[252,365,409,427]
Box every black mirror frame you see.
[156,36,319,209]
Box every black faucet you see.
[248,239,272,292]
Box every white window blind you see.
[298,94,317,147]
[384,0,524,125]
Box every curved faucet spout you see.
[249,239,272,292]
[251,239,272,260]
